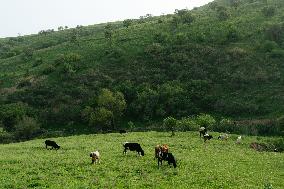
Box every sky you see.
[0,0,213,38]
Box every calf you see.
[218,134,229,140]
[45,140,60,150]
[123,142,144,156]
[236,136,242,144]
[199,127,207,137]
[203,134,213,142]
[90,151,100,164]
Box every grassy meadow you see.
[0,131,283,189]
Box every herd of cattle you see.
[44,127,243,169]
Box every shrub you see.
[89,108,113,131]
[0,103,27,132]
[128,121,135,131]
[216,6,230,21]
[123,19,133,28]
[261,40,278,52]
[177,117,199,131]
[42,65,56,75]
[277,116,284,135]
[81,106,94,123]
[163,116,177,136]
[262,6,276,17]
[265,24,284,44]
[55,53,82,65]
[0,132,14,144]
[195,114,216,130]
[270,49,284,58]
[14,116,41,140]
[215,118,234,132]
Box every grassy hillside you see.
[1,0,284,138]
[0,132,283,188]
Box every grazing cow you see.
[164,153,177,168]
[119,129,127,134]
[157,151,177,168]
[203,134,213,142]
[199,127,207,137]
[236,136,242,144]
[90,151,100,164]
[218,134,229,140]
[154,144,169,159]
[123,142,144,156]
[155,144,176,168]
[45,140,60,150]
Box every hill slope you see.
[0,0,284,132]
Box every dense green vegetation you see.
[0,132,283,188]
[1,0,284,141]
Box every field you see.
[0,132,283,189]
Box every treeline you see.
[1,0,284,142]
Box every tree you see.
[216,6,230,21]
[89,107,113,131]
[88,89,126,130]
[262,6,276,17]
[163,116,177,136]
[104,24,113,46]
[265,24,284,44]
[123,19,133,28]
[195,114,216,130]
[229,0,241,8]
[0,103,27,132]
[173,9,195,25]
[14,116,41,140]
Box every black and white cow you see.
[45,140,60,150]
[123,142,144,156]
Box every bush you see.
[215,118,234,132]
[163,116,177,132]
[216,6,230,21]
[177,117,199,131]
[89,107,113,131]
[270,49,284,58]
[128,121,135,131]
[14,116,41,140]
[0,103,27,132]
[265,24,284,44]
[0,132,14,143]
[277,116,284,135]
[55,53,82,65]
[195,114,216,130]
[42,65,56,75]
[262,6,276,17]
[261,40,278,52]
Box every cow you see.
[123,142,144,156]
[236,136,242,144]
[218,134,229,140]
[90,151,100,164]
[157,151,177,168]
[203,134,213,142]
[199,127,207,137]
[154,144,169,159]
[45,140,60,150]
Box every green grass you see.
[0,132,283,188]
